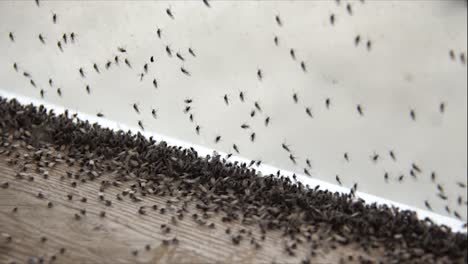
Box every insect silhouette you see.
[239,91,245,102]
[38,34,45,44]
[184,99,193,104]
[86,85,91,94]
[431,172,436,182]
[250,110,256,117]
[150,56,154,63]
[133,103,140,114]
[304,168,311,176]
[367,41,372,51]
[346,4,352,15]
[384,172,389,182]
[138,121,144,130]
[290,49,296,60]
[56,88,62,97]
[156,28,162,39]
[71,32,75,42]
[372,153,379,163]
[23,72,30,77]
[57,41,63,52]
[335,175,342,185]
[13,63,18,72]
[424,200,432,211]
[166,8,174,19]
[40,89,45,98]
[293,93,298,103]
[52,13,57,24]
[188,48,196,57]
[233,144,239,154]
[195,125,200,135]
[184,106,191,113]
[274,36,279,46]
[330,14,335,25]
[325,98,331,109]
[275,15,282,26]
[398,175,404,182]
[143,63,148,73]
[439,102,445,113]
[114,56,119,64]
[305,107,313,118]
[105,61,111,69]
[153,79,158,88]
[224,95,229,105]
[282,143,291,152]
[93,63,100,73]
[30,80,36,87]
[9,32,14,42]
[461,53,466,64]
[389,150,396,161]
[355,35,360,46]
[176,53,185,61]
[289,154,297,164]
[125,58,131,68]
[118,47,126,53]
[49,79,55,87]
[152,109,157,119]
[181,67,190,76]
[189,114,194,122]
[344,152,349,162]
[357,104,363,116]
[306,159,311,168]
[97,112,104,117]
[257,69,262,80]
[63,33,67,44]
[449,50,455,60]
[139,73,144,81]
[250,132,256,142]
[254,102,261,112]
[301,61,307,72]
[240,124,250,129]
[35,0,40,7]
[215,135,221,143]
[265,117,270,126]
[412,163,421,173]
[410,109,416,121]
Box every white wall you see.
[0,1,466,225]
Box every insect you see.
[150,56,154,63]
[346,3,352,15]
[424,200,432,211]
[152,109,157,119]
[449,50,455,60]
[86,85,90,94]
[114,56,119,64]
[335,175,342,185]
[40,89,45,98]
[412,163,421,173]
[330,14,335,25]
[176,53,185,61]
[118,47,126,53]
[325,98,331,109]
[23,71,30,77]
[157,28,162,38]
[9,32,14,42]
[125,58,131,68]
[389,150,396,161]
[215,135,221,143]
[70,32,75,42]
[257,69,262,80]
[184,106,191,113]
[52,13,57,24]
[275,15,282,26]
[56,88,62,97]
[13,63,18,72]
[431,172,436,182]
[93,63,100,73]
[398,175,404,182]
[254,101,261,112]
[133,103,140,114]
[239,91,245,102]
[35,0,40,6]
[305,107,313,118]
[410,170,416,178]
[79,68,85,77]
[184,99,193,104]
[140,73,144,81]
[63,33,67,44]
[240,124,249,129]
[143,63,148,73]
[304,168,311,176]
[224,95,229,105]
[355,35,360,46]
[367,41,372,51]
[457,182,466,188]
[274,36,279,46]
[439,102,445,113]
[301,61,307,72]
[188,48,196,57]
[384,172,389,182]
[138,120,144,130]
[437,193,447,200]
[166,8,174,19]
[250,132,255,142]
[30,79,36,87]
[289,154,297,164]
[97,112,104,117]
[38,34,45,44]
[57,41,63,52]
[195,125,200,135]
[203,0,211,8]
[153,79,158,88]
[181,67,190,76]
[256,160,262,166]
[344,152,349,162]
[445,206,451,214]
[410,109,416,121]
[233,144,239,154]
[282,143,291,152]
[306,159,311,168]
[357,104,363,116]
[290,49,296,60]
[189,114,194,122]
[372,153,379,163]
[250,110,255,117]
[226,153,233,159]
[105,61,111,69]
[461,53,466,64]
[265,117,270,126]
[454,211,461,219]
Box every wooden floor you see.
[0,143,380,264]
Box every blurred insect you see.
[38,34,45,44]
[139,73,145,81]
[49,78,53,87]
[188,48,196,57]
[71,32,75,42]
[181,67,190,76]
[105,61,112,69]
[254,102,261,112]
[157,28,162,39]
[265,117,270,126]
[372,153,379,163]
[189,114,194,122]
[23,72,30,77]
[335,175,342,185]
[153,79,158,88]
[224,95,229,105]
[118,47,126,53]
[35,0,40,7]
[125,58,131,68]
[398,175,404,182]
[256,160,262,166]
[30,79,36,87]
[184,106,191,113]
[306,159,311,168]
[138,121,144,130]
[150,56,154,63]
[86,85,91,94]
[93,63,100,73]
[282,143,290,152]
[143,63,148,73]
[355,35,360,46]
[290,49,296,60]
[166,8,174,19]
[410,170,416,178]
[367,41,372,51]
[424,201,432,211]
[63,33,67,44]
[195,125,200,135]
[457,182,466,188]
[274,36,279,46]
[412,163,421,173]
[250,132,255,142]
[454,211,461,219]
[202,0,211,7]
[239,91,245,102]
[461,53,466,64]
[9,32,14,42]
[57,41,63,52]
[344,152,349,162]
[56,88,62,97]
[305,107,313,118]
[439,102,445,113]
[300,61,307,72]
[240,124,249,129]
[437,193,447,200]
[293,93,298,104]
[304,168,311,176]
[133,103,140,114]
[449,50,455,60]
[346,3,352,15]
[257,69,262,81]
[184,99,193,104]
[457,196,463,205]
[215,136,221,143]
[152,109,157,119]
[114,56,119,64]
[357,104,363,116]
[176,53,185,61]
[384,172,389,182]
[431,172,436,182]
[389,150,396,161]
[289,154,297,164]
[410,109,416,121]
[40,89,45,98]
[96,112,105,118]
[13,63,18,72]
[275,15,282,26]
[445,206,451,214]
[330,14,335,25]
[325,98,331,109]
[233,144,239,154]
[52,13,57,24]
[250,110,255,117]
[226,153,233,159]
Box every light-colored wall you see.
[0,1,466,223]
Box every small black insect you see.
[97,112,104,117]
[461,53,466,65]
[118,47,126,53]
[166,8,174,19]
[233,144,239,154]
[275,15,282,26]
[454,211,461,219]
[239,91,245,102]
[384,172,389,182]
[184,106,191,113]
[241,124,249,129]
[335,175,342,185]
[265,117,270,126]
[389,150,396,161]
[250,110,256,117]
[292,93,298,103]
[290,49,296,60]
[457,182,466,188]
[57,41,63,52]
[30,79,36,87]
[176,53,185,61]
[152,109,157,119]
[52,13,57,24]
[305,107,313,118]
[203,0,210,8]
[226,153,233,159]
[301,61,307,72]
[70,32,75,42]
[133,103,140,114]
[125,58,131,68]
[189,114,194,122]
[138,120,144,130]
[357,104,363,116]
[40,89,45,98]
[181,67,190,76]
[344,152,349,162]
[257,69,262,80]
[250,132,255,142]
[9,32,14,42]
[38,34,45,44]
[304,168,311,176]
[431,172,436,182]
[412,163,422,173]
[325,98,331,109]
[153,78,158,88]
[346,4,352,15]
[143,63,148,73]
[282,143,290,152]
[23,71,30,77]
[93,63,100,73]
[330,14,335,25]
[398,175,404,182]
[439,102,445,113]
[215,135,221,143]
[410,170,416,178]
[355,35,360,46]
[195,125,200,135]
[63,33,67,44]
[274,36,279,46]
[79,68,85,77]
[254,101,261,112]
[437,193,447,200]
[304,159,311,168]
[184,99,193,104]
[367,40,372,51]
[224,94,229,105]
[410,109,416,121]
[445,206,451,214]
[372,153,379,163]
[157,28,162,38]
[35,0,40,7]
[86,85,90,94]
[56,88,62,97]
[106,61,112,69]
[150,56,154,63]
[424,200,432,211]
[13,63,18,72]
[289,154,297,164]
[114,56,119,64]
[188,48,196,57]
